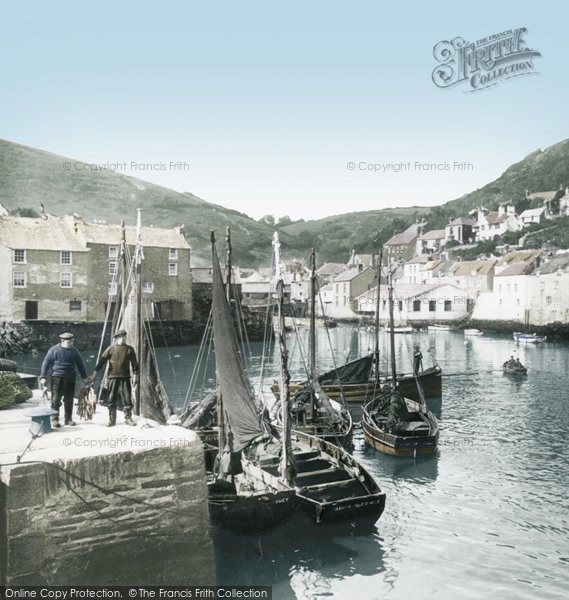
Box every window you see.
[168,263,178,276]
[429,300,436,312]
[60,272,72,288]
[554,281,559,289]
[444,300,452,312]
[514,284,518,292]
[69,300,82,311]
[13,249,26,264]
[13,270,27,287]
[413,300,421,312]
[108,282,118,296]
[546,296,552,305]
[143,282,154,293]
[109,261,117,275]
[169,248,178,260]
[108,245,119,258]
[60,250,72,265]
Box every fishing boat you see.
[273,249,353,449]
[464,328,483,336]
[272,249,441,404]
[362,267,439,457]
[513,332,546,343]
[428,323,454,331]
[204,230,299,534]
[392,325,413,333]
[267,233,385,525]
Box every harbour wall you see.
[0,431,215,585]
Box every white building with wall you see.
[356,282,469,324]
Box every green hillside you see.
[0,139,288,266]
[2,137,569,266]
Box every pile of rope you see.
[77,385,97,420]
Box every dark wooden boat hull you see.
[208,486,299,534]
[362,420,438,456]
[273,366,442,404]
[503,367,527,375]
[362,396,439,457]
[263,429,386,525]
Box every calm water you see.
[13,328,569,599]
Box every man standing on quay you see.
[40,332,90,427]
[90,329,138,427]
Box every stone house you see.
[328,267,375,319]
[445,217,474,245]
[0,214,191,323]
[385,220,428,264]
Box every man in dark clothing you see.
[90,330,138,427]
[40,332,89,427]
[413,346,423,375]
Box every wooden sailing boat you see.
[272,249,442,404]
[204,230,299,534]
[362,266,439,457]
[273,249,353,449]
[261,233,385,525]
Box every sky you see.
[1,1,567,221]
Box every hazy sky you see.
[2,1,566,220]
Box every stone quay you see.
[0,391,215,586]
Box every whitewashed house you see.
[529,254,569,325]
[471,262,535,323]
[416,229,445,255]
[402,256,442,285]
[471,203,519,241]
[518,207,546,228]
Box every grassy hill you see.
[0,139,288,266]
[2,137,569,266]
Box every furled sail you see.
[211,239,265,453]
[317,354,374,386]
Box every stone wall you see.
[0,441,215,585]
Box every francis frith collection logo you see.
[432,28,541,92]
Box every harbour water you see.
[11,327,569,599]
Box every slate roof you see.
[452,260,496,276]
[495,263,535,277]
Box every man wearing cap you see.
[40,332,90,427]
[90,330,138,427]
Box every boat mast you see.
[134,208,144,416]
[273,232,294,484]
[387,265,397,387]
[225,227,232,303]
[213,230,225,466]
[309,248,316,421]
[374,248,383,384]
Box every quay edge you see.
[0,396,215,586]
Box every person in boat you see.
[514,358,524,369]
[89,330,138,427]
[503,356,516,369]
[385,389,411,434]
[39,332,90,428]
[413,346,423,374]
